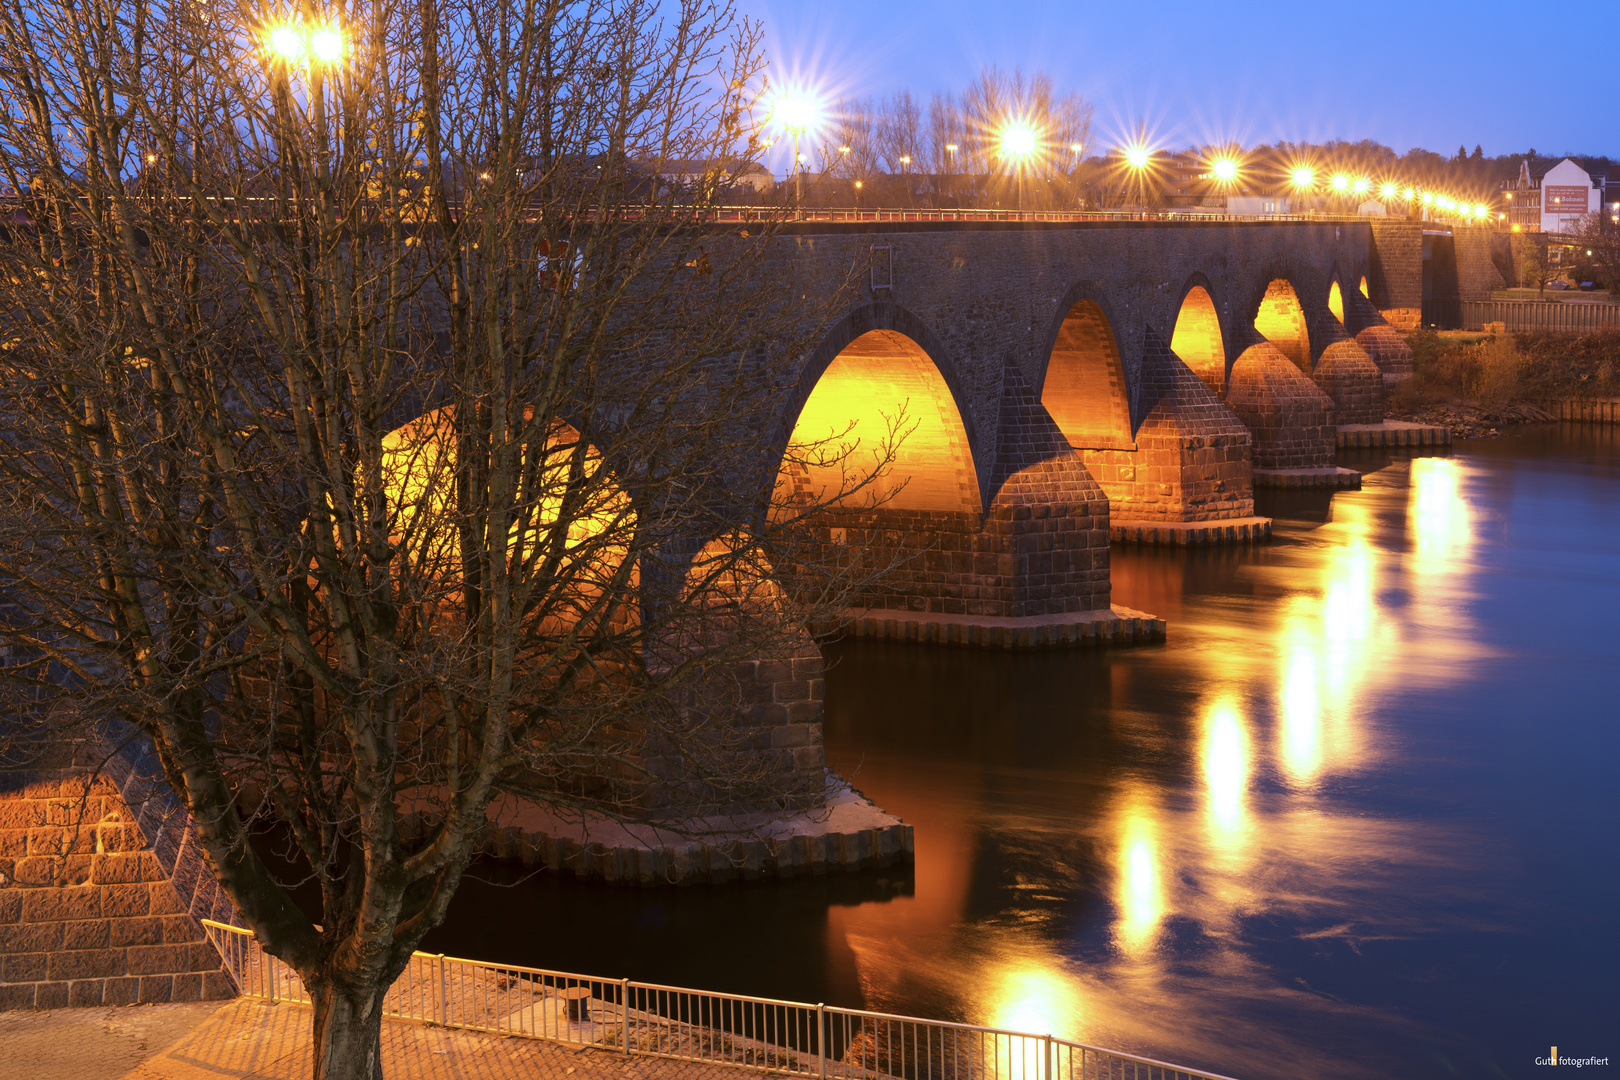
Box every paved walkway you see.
[0,1000,766,1080]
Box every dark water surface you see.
[428,427,1620,1080]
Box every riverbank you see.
[1390,328,1619,437]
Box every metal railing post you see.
[817,1003,826,1080]
[621,977,632,1055]
[437,955,447,1025]
[1043,1033,1052,1080]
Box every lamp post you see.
[1000,121,1037,213]
[776,97,814,205]
[945,143,957,207]
[1125,144,1150,214]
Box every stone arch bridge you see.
[750,218,1424,647]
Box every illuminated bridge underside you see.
[1042,301,1135,451]
[780,329,980,515]
[785,325,1124,626]
[1254,279,1312,373]
[1170,286,1227,398]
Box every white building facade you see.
[1538,158,1598,234]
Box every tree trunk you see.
[310,979,387,1080]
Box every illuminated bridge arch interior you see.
[1171,285,1227,396]
[1329,281,1344,325]
[1042,299,1134,450]
[1254,279,1312,372]
[777,329,981,515]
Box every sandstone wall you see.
[1,740,238,1010]
[1367,219,1422,329]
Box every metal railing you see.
[202,919,1240,1080]
[1461,299,1620,333]
[698,206,1362,226]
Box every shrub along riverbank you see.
[1388,329,1620,437]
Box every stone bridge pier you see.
[745,219,1450,646]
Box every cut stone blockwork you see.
[469,776,913,886]
[818,364,1113,621]
[1342,288,1415,389]
[839,605,1164,647]
[1082,327,1264,543]
[811,366,1163,647]
[1354,325,1416,388]
[1252,467,1362,489]
[1226,342,1346,473]
[1312,339,1386,426]
[1111,518,1272,545]
[1336,422,1451,449]
[0,737,239,1011]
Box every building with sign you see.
[1502,158,1600,234]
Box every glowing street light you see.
[773,94,819,204]
[310,28,343,62]
[267,24,305,61]
[1353,177,1370,195]
[1001,122,1039,162]
[1381,182,1397,199]
[1331,173,1349,192]
[1125,144,1151,170]
[1291,166,1314,189]
[1211,158,1237,182]
[265,22,344,66]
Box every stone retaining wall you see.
[0,739,238,1010]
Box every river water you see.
[430,426,1620,1080]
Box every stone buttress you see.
[1082,327,1258,536]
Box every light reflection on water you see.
[815,434,1618,1080]
[424,430,1620,1080]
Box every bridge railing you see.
[693,206,1370,225]
[1461,299,1620,334]
[202,919,1242,1080]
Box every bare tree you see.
[825,96,879,202]
[875,91,922,205]
[0,0,889,1075]
[926,92,969,206]
[957,67,1092,207]
[1565,212,1620,292]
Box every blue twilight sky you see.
[742,0,1619,167]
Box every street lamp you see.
[775,95,816,203]
[265,21,343,65]
[1001,121,1039,211]
[1290,167,1314,213]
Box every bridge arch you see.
[1169,273,1228,397]
[1039,282,1135,450]
[1250,277,1312,373]
[1328,280,1345,325]
[777,303,983,517]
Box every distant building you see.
[1501,158,1599,234]
[1227,195,1295,216]
[1357,199,1388,217]
[656,159,773,196]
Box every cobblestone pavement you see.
[0,1000,772,1080]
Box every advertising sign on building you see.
[1543,186,1591,215]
